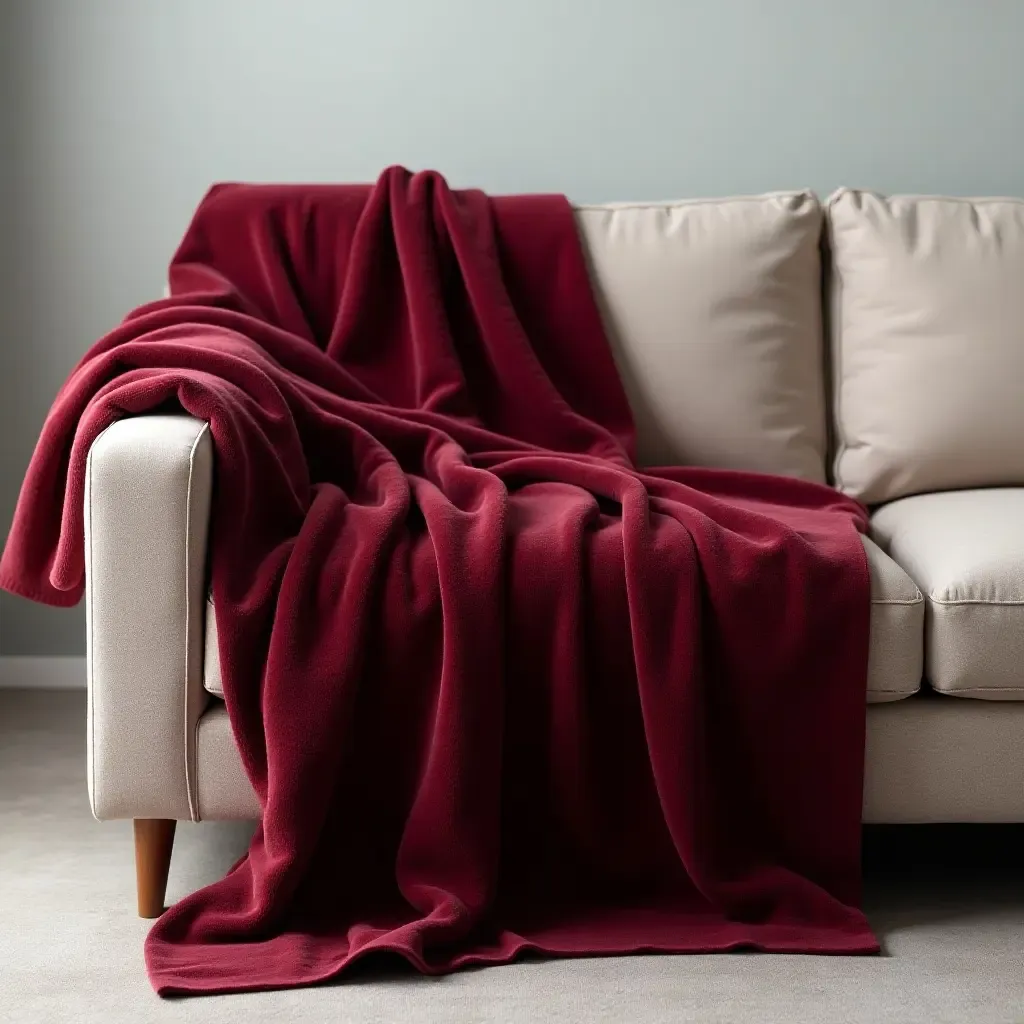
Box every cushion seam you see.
[197,679,923,698]
[828,188,1024,208]
[573,191,816,212]
[932,686,1024,696]
[927,594,1024,607]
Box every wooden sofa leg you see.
[134,818,176,918]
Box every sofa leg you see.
[133,818,176,918]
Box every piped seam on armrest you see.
[86,423,115,820]
[184,422,212,822]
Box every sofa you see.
[83,188,1024,918]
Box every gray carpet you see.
[1,690,1022,1024]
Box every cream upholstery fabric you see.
[202,596,218,699]
[872,489,1024,699]
[85,415,213,821]
[194,696,1024,824]
[194,703,255,821]
[203,534,923,704]
[575,194,827,481]
[827,189,1024,503]
[860,695,1024,823]
[863,535,924,702]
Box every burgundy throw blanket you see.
[1,168,878,995]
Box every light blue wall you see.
[3,0,1024,654]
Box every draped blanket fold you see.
[0,168,878,996]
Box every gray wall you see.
[3,0,1024,655]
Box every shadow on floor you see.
[863,823,1024,942]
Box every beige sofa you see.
[84,189,1024,918]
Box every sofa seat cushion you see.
[202,535,923,704]
[872,489,1024,699]
[574,193,827,482]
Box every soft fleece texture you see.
[0,168,878,995]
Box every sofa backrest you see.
[574,194,828,482]
[576,189,1024,505]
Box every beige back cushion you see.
[828,189,1024,503]
[574,194,827,481]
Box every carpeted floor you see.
[1,689,1022,1024]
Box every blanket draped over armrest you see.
[0,168,877,996]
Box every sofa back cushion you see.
[574,193,827,481]
[827,189,1024,503]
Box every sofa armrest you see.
[84,414,213,821]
